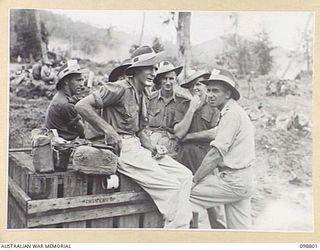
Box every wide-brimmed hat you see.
[56,60,82,88]
[109,58,132,82]
[180,69,210,89]
[125,46,164,76]
[153,61,183,85]
[201,68,240,100]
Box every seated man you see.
[84,59,132,140]
[75,46,193,228]
[190,68,256,229]
[147,61,186,157]
[45,60,85,141]
[45,60,85,170]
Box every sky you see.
[50,10,313,51]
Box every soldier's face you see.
[68,74,83,95]
[160,71,177,93]
[189,77,206,97]
[135,66,157,87]
[206,82,231,110]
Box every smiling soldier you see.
[147,61,185,157]
[174,69,220,174]
[190,68,256,229]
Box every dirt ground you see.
[238,75,313,231]
[8,63,313,231]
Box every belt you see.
[90,134,136,140]
[149,127,173,133]
[118,134,136,139]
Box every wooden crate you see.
[8,152,163,229]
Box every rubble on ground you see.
[266,79,299,97]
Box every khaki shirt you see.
[176,99,220,133]
[93,79,148,135]
[147,90,187,133]
[210,99,255,169]
[45,91,82,140]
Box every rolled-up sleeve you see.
[92,84,124,109]
[210,110,240,157]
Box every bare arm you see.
[75,94,121,148]
[181,126,218,143]
[174,97,201,139]
[74,120,85,139]
[193,146,222,184]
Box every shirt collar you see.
[58,90,77,104]
[157,90,176,102]
[127,78,147,100]
[220,99,236,116]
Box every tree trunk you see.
[34,10,48,61]
[139,12,146,46]
[177,12,191,79]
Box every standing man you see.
[45,60,85,141]
[190,68,256,229]
[174,69,220,174]
[76,46,193,228]
[147,61,185,157]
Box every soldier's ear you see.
[225,87,232,99]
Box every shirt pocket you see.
[165,108,178,129]
[148,108,161,127]
[200,109,213,126]
[121,104,139,131]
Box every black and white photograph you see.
[7,9,314,232]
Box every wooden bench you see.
[8,152,163,228]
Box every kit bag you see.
[72,145,118,175]
[31,128,55,173]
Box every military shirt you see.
[175,98,220,173]
[210,99,255,169]
[147,90,188,133]
[175,99,220,134]
[45,91,82,140]
[92,79,148,135]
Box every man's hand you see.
[189,95,202,113]
[105,132,122,156]
[152,145,168,160]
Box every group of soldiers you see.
[45,45,256,229]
